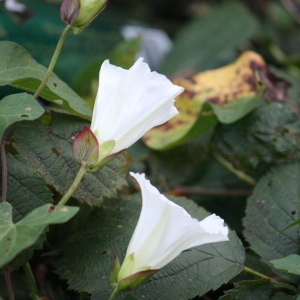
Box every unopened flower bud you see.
[61,0,107,34]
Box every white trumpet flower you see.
[116,172,229,286]
[90,58,184,165]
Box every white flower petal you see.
[118,172,229,279]
[90,58,183,155]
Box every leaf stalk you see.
[243,266,276,282]
[213,153,257,186]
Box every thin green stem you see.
[33,25,71,99]
[213,153,257,186]
[58,164,87,206]
[243,266,276,282]
[1,140,8,202]
[4,266,14,300]
[23,262,40,300]
[108,288,119,300]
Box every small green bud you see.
[61,0,107,34]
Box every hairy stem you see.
[23,263,40,300]
[213,153,257,186]
[58,164,87,206]
[33,25,71,99]
[4,266,14,300]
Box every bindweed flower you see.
[110,172,229,295]
[73,58,184,171]
[61,0,107,34]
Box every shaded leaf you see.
[12,112,127,206]
[272,293,300,300]
[56,194,245,299]
[220,280,298,300]
[220,280,273,300]
[0,202,79,268]
[0,154,53,270]
[0,41,92,120]
[0,93,44,140]
[213,102,300,174]
[160,3,258,74]
[271,255,300,276]
[243,163,300,282]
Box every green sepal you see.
[88,140,115,172]
[72,0,107,34]
[110,247,121,288]
[72,125,99,166]
[117,269,158,292]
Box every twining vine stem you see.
[33,24,71,99]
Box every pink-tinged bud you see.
[60,0,107,34]
[72,125,99,166]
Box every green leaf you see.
[12,112,127,206]
[0,202,79,268]
[272,293,300,300]
[0,93,44,140]
[243,162,300,282]
[56,194,245,299]
[271,255,300,276]
[220,280,273,300]
[220,280,299,300]
[160,3,258,74]
[0,41,92,120]
[1,154,53,270]
[143,101,217,150]
[210,96,260,124]
[213,102,300,174]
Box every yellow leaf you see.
[143,51,288,150]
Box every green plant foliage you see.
[160,2,258,74]
[0,42,92,120]
[271,254,300,276]
[210,96,260,124]
[220,280,299,300]
[56,194,245,299]
[0,202,79,268]
[213,101,300,174]
[243,162,300,282]
[11,112,127,207]
[220,280,273,299]
[0,154,54,270]
[0,93,44,140]
[4,154,53,222]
